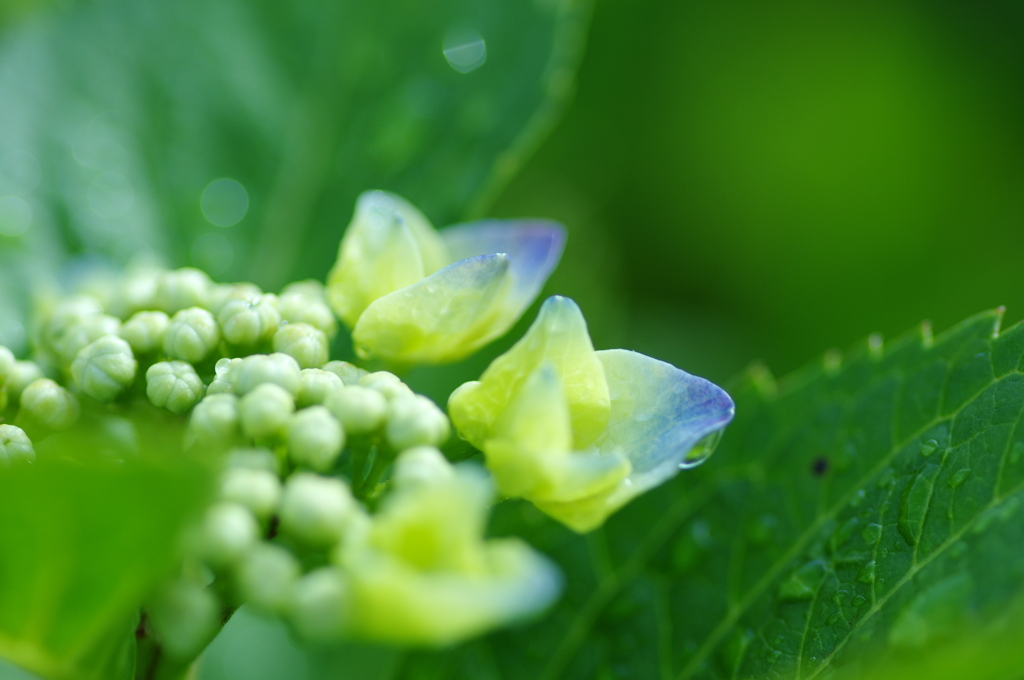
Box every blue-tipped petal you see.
[352,253,515,364]
[595,349,735,506]
[441,220,565,321]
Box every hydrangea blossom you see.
[326,190,565,365]
[449,295,736,532]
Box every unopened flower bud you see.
[108,267,161,318]
[0,424,34,466]
[147,579,219,660]
[218,295,281,346]
[219,467,282,520]
[189,393,240,448]
[71,336,137,402]
[385,394,450,450]
[325,385,386,436]
[207,282,264,315]
[280,279,326,299]
[272,323,328,369]
[236,543,300,614]
[147,361,204,414]
[390,446,453,488]
[224,447,279,475]
[40,295,103,351]
[279,473,354,547]
[287,406,344,472]
[323,360,367,386]
[119,310,170,355]
[164,308,220,363]
[239,383,294,440]
[359,371,413,401]
[56,314,121,366]
[206,357,240,395]
[296,368,342,408]
[155,268,212,314]
[232,353,301,395]
[289,568,348,641]
[19,378,80,430]
[278,293,337,339]
[7,360,44,402]
[196,502,258,569]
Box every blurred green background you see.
[489,0,1024,384]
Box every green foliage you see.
[0,0,591,348]
[0,405,213,680]
[397,309,1024,679]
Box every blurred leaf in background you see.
[0,0,591,355]
[491,0,1024,384]
[0,404,213,680]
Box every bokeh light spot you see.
[443,29,487,74]
[87,171,134,218]
[201,178,249,227]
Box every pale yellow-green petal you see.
[448,296,610,450]
[351,254,514,364]
[326,191,449,327]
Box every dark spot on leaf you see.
[812,457,829,477]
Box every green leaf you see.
[0,405,214,680]
[395,309,1024,679]
[0,0,591,351]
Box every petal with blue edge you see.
[441,219,565,318]
[540,350,734,531]
[351,253,514,364]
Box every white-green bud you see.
[385,394,450,450]
[196,502,259,570]
[0,424,34,466]
[206,357,240,395]
[71,336,137,402]
[217,295,281,347]
[287,406,345,472]
[359,371,413,401]
[232,353,301,395]
[0,345,14,389]
[272,323,328,369]
[108,267,162,319]
[19,379,80,430]
[239,383,295,440]
[224,447,279,475]
[289,567,348,641]
[296,368,343,408]
[147,361,204,414]
[236,543,300,614]
[390,446,453,488]
[8,360,44,402]
[280,279,326,299]
[278,293,337,339]
[40,295,103,350]
[56,314,122,366]
[279,473,354,547]
[119,310,170,355]
[325,385,387,436]
[323,360,367,386]
[207,282,264,315]
[155,268,212,314]
[219,467,282,520]
[164,307,220,363]
[147,579,219,660]
[189,393,239,448]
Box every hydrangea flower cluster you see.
[0,190,734,666]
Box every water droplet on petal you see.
[919,439,938,457]
[898,464,939,546]
[857,561,876,584]
[680,429,722,469]
[948,468,971,489]
[851,594,867,607]
[861,522,883,544]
